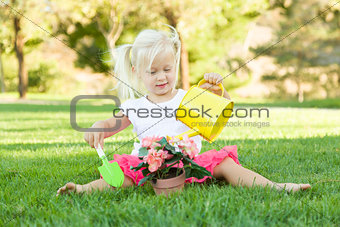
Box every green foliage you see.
[182,156,212,179]
[131,136,212,184]
[138,147,148,156]
[28,62,61,93]
[52,0,268,89]
[137,172,155,186]
[0,102,339,225]
[184,0,268,88]
[2,54,18,91]
[134,161,148,169]
[63,22,111,73]
[24,38,44,50]
[52,0,140,74]
[236,97,340,109]
[4,0,339,101]
[253,0,340,100]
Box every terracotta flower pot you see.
[151,168,186,196]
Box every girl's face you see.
[139,50,177,98]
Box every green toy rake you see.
[95,145,124,187]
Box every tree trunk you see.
[179,35,190,90]
[95,1,125,62]
[0,46,5,93]
[296,72,304,103]
[160,3,190,90]
[296,53,304,103]
[14,16,27,99]
[298,84,304,103]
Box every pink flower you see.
[143,148,168,172]
[182,144,199,159]
[168,137,180,145]
[177,134,199,159]
[165,152,174,159]
[150,142,161,149]
[141,136,163,148]
[147,155,163,172]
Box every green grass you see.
[0,101,339,226]
[0,92,74,101]
[1,92,340,108]
[233,97,340,109]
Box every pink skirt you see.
[105,145,241,185]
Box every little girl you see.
[57,25,311,196]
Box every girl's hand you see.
[199,73,224,96]
[84,121,105,149]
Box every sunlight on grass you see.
[0,102,339,226]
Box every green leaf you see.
[163,155,182,165]
[194,165,213,178]
[158,137,177,154]
[138,147,148,156]
[185,166,209,179]
[158,137,168,146]
[161,167,171,176]
[130,162,147,171]
[137,173,155,186]
[183,156,199,166]
[142,168,150,177]
[183,157,213,179]
[184,167,191,178]
[165,144,177,154]
[182,158,190,166]
[195,166,213,178]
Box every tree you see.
[0,44,4,93]
[253,0,340,101]
[51,0,139,73]
[0,3,13,93]
[13,8,27,98]
[158,0,191,90]
[144,0,268,89]
[52,0,268,91]
[1,0,49,98]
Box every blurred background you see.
[0,0,339,104]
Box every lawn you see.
[0,98,339,226]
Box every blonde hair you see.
[111,24,181,100]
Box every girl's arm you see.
[84,110,131,148]
[101,110,131,138]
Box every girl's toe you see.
[302,184,311,190]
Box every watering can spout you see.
[172,128,200,141]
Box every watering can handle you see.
[197,79,224,97]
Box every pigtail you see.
[111,44,143,101]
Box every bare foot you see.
[276,183,311,193]
[56,182,83,196]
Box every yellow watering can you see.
[172,79,234,143]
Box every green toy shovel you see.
[95,144,124,187]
